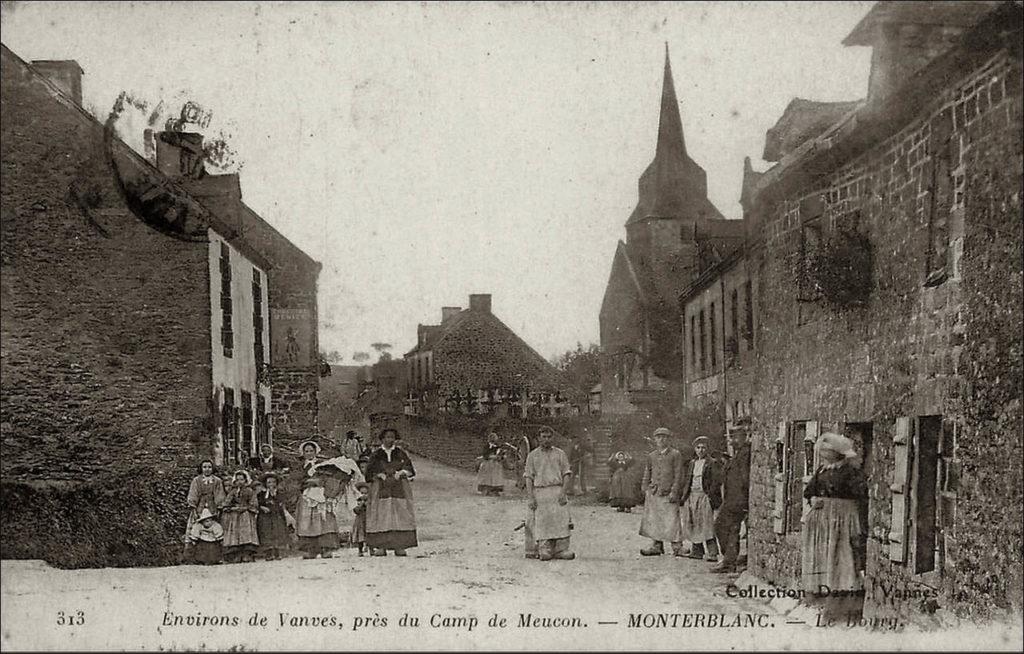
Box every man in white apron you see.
[523,426,575,561]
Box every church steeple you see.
[656,43,687,160]
[626,44,712,226]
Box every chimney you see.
[441,307,461,323]
[468,294,492,314]
[155,131,206,179]
[31,60,84,106]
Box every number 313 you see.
[56,611,85,626]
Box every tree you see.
[322,350,344,364]
[370,342,393,363]
[352,351,371,363]
[554,342,601,395]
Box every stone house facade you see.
[404,294,572,418]
[0,45,319,566]
[735,2,1022,622]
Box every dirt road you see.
[2,456,1002,650]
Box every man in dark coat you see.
[711,429,751,573]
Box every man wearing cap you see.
[523,426,575,561]
[712,429,751,573]
[676,435,721,561]
[639,427,684,556]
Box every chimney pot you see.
[155,131,206,179]
[31,60,84,106]
[441,307,461,323]
[468,294,492,313]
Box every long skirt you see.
[295,498,339,539]
[351,514,366,545]
[801,498,862,593]
[366,478,418,550]
[476,459,505,492]
[680,491,716,543]
[257,511,290,549]
[191,540,222,565]
[639,491,681,543]
[609,470,637,508]
[221,511,259,547]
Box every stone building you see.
[598,47,743,416]
[0,45,319,566]
[731,1,1021,622]
[404,294,572,417]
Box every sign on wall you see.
[271,308,313,368]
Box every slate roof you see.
[762,98,862,163]
[843,0,1005,46]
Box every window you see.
[252,268,264,372]
[729,289,739,359]
[689,315,697,375]
[925,129,954,286]
[219,243,233,358]
[709,302,717,371]
[241,391,253,461]
[773,420,819,534]
[256,395,270,447]
[221,389,236,467]
[744,280,754,350]
[889,416,956,575]
[699,309,707,373]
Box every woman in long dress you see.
[365,428,418,557]
[802,432,868,618]
[607,450,637,512]
[256,473,294,561]
[476,432,506,496]
[221,469,260,563]
[292,440,340,559]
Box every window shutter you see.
[801,421,820,522]
[773,421,788,534]
[889,417,913,562]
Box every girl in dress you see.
[187,508,224,565]
[351,482,369,556]
[802,432,868,619]
[607,450,637,512]
[184,459,226,554]
[257,473,295,561]
[221,469,260,563]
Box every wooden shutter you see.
[801,421,820,523]
[888,417,913,562]
[773,421,789,534]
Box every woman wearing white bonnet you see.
[801,431,868,618]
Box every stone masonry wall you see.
[746,49,1021,620]
[0,48,215,567]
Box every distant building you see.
[404,294,572,417]
[598,47,744,416]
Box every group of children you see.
[183,459,370,565]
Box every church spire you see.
[656,42,686,159]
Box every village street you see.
[3,455,998,651]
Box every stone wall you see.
[746,46,1021,621]
[0,47,215,567]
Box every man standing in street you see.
[524,426,575,561]
[568,433,594,496]
[712,428,751,573]
[639,427,684,556]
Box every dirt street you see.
[1,456,1006,650]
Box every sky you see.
[0,1,873,363]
